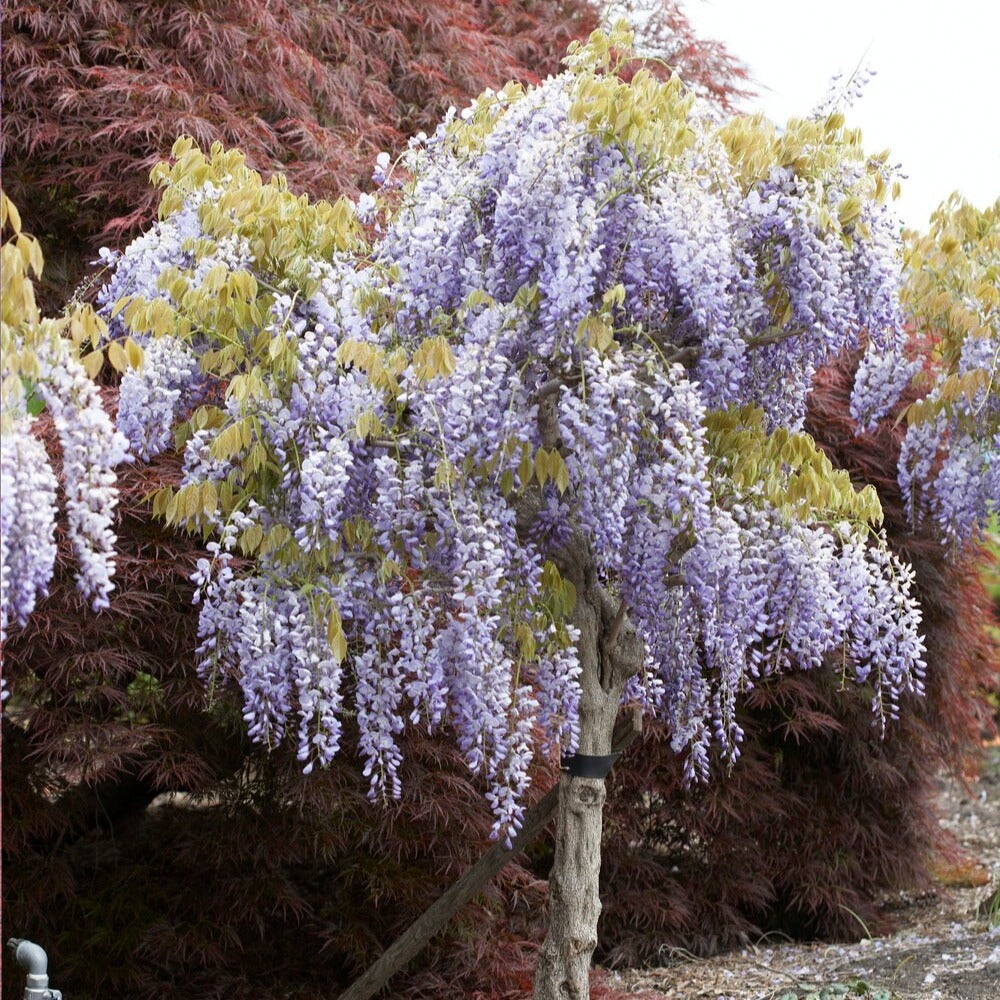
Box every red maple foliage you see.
[0,1,750,308]
[0,0,592,302]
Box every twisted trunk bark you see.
[532,706,617,999]
[532,558,644,1000]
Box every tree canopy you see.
[80,27,941,844]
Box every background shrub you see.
[596,349,998,965]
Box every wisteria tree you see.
[44,24,993,999]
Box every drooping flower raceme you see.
[1,336,131,620]
[875,196,1000,544]
[33,340,132,610]
[919,319,999,545]
[850,346,921,432]
[104,38,930,839]
[1,422,59,642]
[2,199,131,656]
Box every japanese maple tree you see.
[1,0,750,311]
[0,0,592,303]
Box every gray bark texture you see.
[532,546,645,1000]
[533,772,608,999]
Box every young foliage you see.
[604,0,752,110]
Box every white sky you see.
[681,0,1000,230]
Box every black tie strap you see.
[560,752,621,779]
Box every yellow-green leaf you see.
[83,349,105,379]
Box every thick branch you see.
[594,587,645,692]
[746,324,811,349]
[655,322,810,367]
[534,378,567,402]
[604,599,627,647]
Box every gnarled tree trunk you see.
[533,561,644,1000]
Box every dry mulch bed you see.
[604,746,1000,1000]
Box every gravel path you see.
[603,747,1000,1000]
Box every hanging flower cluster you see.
[101,27,936,839]
[893,196,998,545]
[1,429,58,643]
[1,194,131,662]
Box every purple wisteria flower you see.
[896,331,999,544]
[1,323,130,649]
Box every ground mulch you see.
[604,745,1000,1000]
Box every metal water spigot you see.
[6,938,63,1000]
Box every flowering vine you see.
[1,194,130,667]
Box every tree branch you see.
[604,599,627,649]
[654,323,809,368]
[534,378,567,402]
[745,325,809,350]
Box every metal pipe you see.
[6,938,62,1000]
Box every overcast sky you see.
[680,0,999,231]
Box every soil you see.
[604,745,1000,1000]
